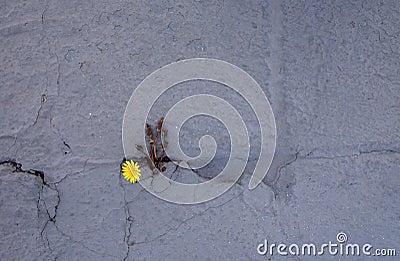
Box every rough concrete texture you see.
[0,0,399,260]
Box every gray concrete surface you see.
[1,0,399,260]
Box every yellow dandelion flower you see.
[121,160,141,183]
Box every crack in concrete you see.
[303,148,400,160]
[50,159,89,185]
[131,192,243,247]
[0,160,61,254]
[48,105,73,156]
[178,160,212,183]
[273,148,399,180]
[358,148,400,155]
[38,184,60,252]
[32,100,44,127]
[55,53,61,96]
[0,159,121,258]
[2,134,19,155]
[35,5,51,128]
[272,150,300,194]
[30,4,51,130]
[49,222,119,258]
[118,171,133,260]
[3,145,392,258]
[271,147,399,199]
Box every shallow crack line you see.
[171,164,181,181]
[99,189,145,226]
[304,148,400,160]
[125,189,145,205]
[183,160,215,183]
[41,4,48,25]
[1,2,25,19]
[273,148,399,182]
[41,2,62,98]
[171,160,246,189]
[51,184,61,221]
[49,159,89,185]
[4,135,18,153]
[36,179,48,250]
[55,53,61,95]
[32,101,44,127]
[51,223,119,258]
[32,4,50,128]
[358,148,400,155]
[118,172,132,260]
[132,192,243,246]
[272,151,300,190]
[49,105,60,136]
[271,147,399,198]
[38,190,58,254]
[0,160,60,253]
[239,193,261,217]
[49,105,73,155]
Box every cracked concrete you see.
[1,0,399,260]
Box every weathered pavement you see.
[1,0,399,260]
